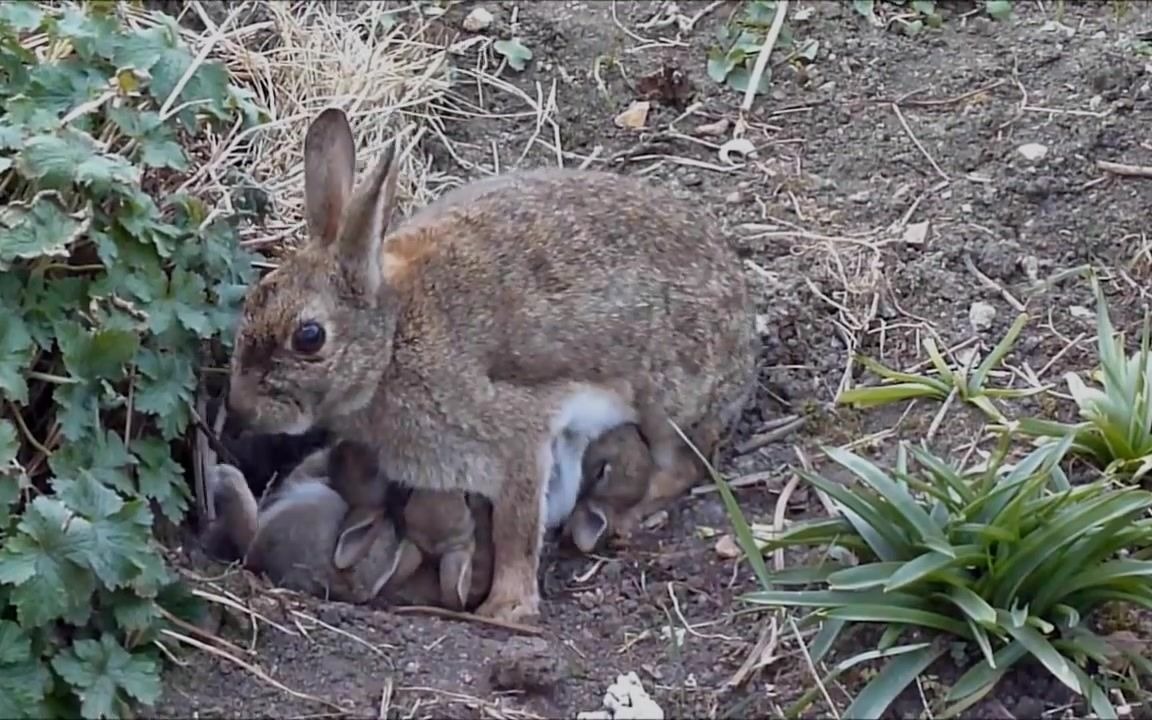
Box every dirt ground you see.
[157,1,1152,718]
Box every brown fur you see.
[227,108,758,621]
[564,424,654,553]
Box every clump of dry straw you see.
[128,0,465,254]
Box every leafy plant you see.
[1016,277,1152,481]
[0,2,262,715]
[707,0,807,95]
[839,313,1041,423]
[739,435,1152,718]
[493,37,532,72]
[852,0,1013,34]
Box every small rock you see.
[680,173,702,187]
[969,301,997,331]
[1070,305,1094,320]
[902,220,929,246]
[1017,143,1048,161]
[462,7,494,31]
[724,190,743,205]
[614,100,650,130]
[693,117,729,137]
[715,534,742,559]
[848,189,871,204]
[488,637,566,693]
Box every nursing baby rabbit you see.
[227,107,758,621]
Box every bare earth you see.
[158,1,1152,718]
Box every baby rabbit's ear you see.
[333,510,382,570]
[439,549,473,611]
[568,503,609,554]
[369,538,425,599]
[336,135,402,297]
[303,107,357,247]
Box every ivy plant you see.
[0,1,263,716]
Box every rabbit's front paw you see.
[475,586,541,623]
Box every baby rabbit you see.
[324,439,487,611]
[562,423,651,553]
[227,107,758,621]
[204,457,421,604]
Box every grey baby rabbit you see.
[324,439,488,611]
[204,457,420,604]
[227,107,758,621]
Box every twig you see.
[388,605,544,636]
[741,0,789,113]
[1097,160,1152,179]
[735,414,806,455]
[161,629,343,711]
[891,102,949,183]
[962,254,1026,312]
[725,617,779,688]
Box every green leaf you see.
[0,314,33,404]
[493,38,533,71]
[0,496,96,627]
[53,382,101,443]
[824,445,951,553]
[844,642,946,720]
[884,549,975,592]
[944,585,998,628]
[996,610,1078,694]
[133,348,194,439]
[827,604,972,637]
[0,194,85,270]
[985,0,1013,20]
[724,64,772,96]
[706,48,737,83]
[51,633,161,718]
[0,2,45,31]
[50,429,136,496]
[0,620,31,664]
[145,267,211,336]
[56,322,140,382]
[132,436,189,522]
[18,131,138,193]
[0,657,51,718]
[827,562,902,591]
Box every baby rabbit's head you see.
[228,108,405,434]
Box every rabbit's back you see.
[387,169,754,424]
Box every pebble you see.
[462,7,493,31]
[1017,142,1048,161]
[969,301,997,331]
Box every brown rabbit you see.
[204,460,422,603]
[227,107,758,621]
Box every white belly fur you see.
[542,384,637,528]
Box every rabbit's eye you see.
[291,321,326,354]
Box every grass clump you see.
[746,435,1152,717]
[713,279,1152,718]
[0,2,261,715]
[1017,277,1152,481]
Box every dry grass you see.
[119,1,573,263]
[125,2,456,252]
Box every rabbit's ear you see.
[304,107,357,247]
[439,549,473,611]
[369,539,424,599]
[568,503,609,554]
[333,511,381,570]
[336,137,402,296]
